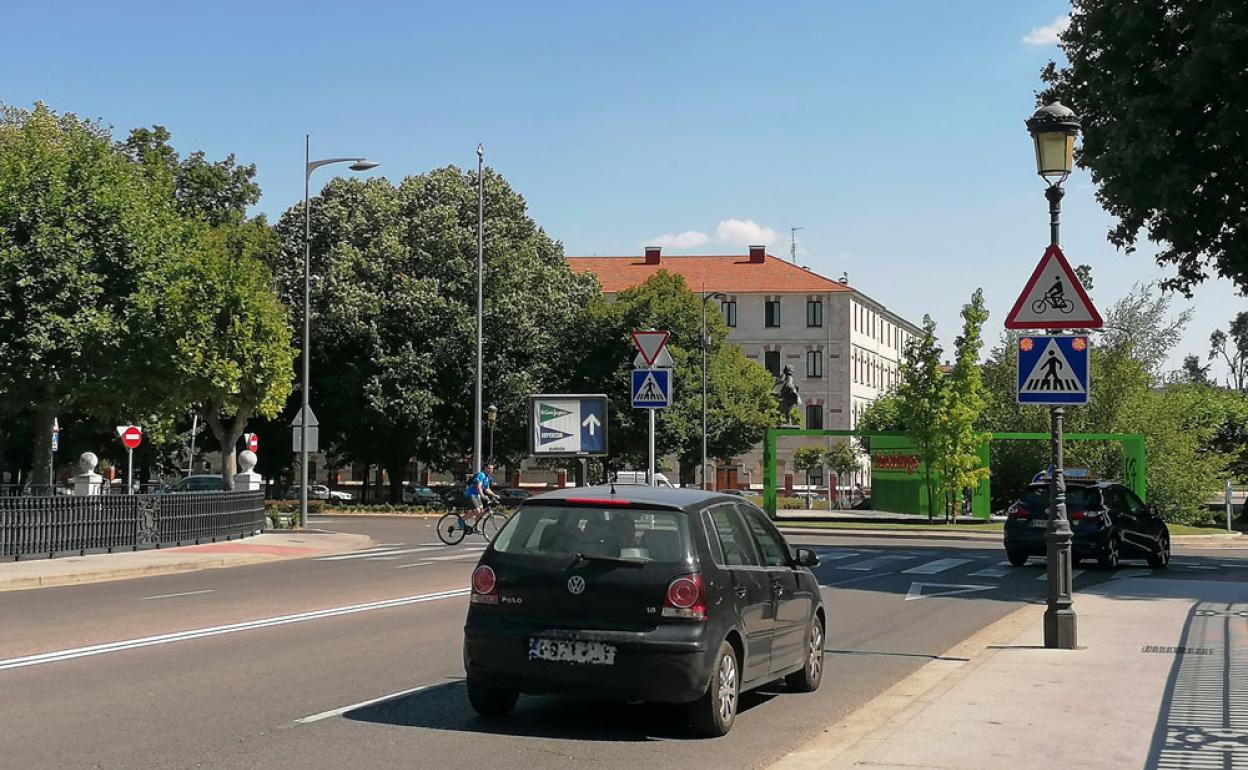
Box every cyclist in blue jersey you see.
[465,463,501,526]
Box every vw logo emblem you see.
[567,575,586,595]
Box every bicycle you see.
[436,500,509,545]
[1031,295,1073,315]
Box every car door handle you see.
[735,585,748,598]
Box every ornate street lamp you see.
[486,403,498,462]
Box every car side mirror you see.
[794,548,819,568]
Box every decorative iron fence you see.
[0,491,265,561]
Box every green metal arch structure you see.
[762,428,1145,518]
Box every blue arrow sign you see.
[632,369,672,408]
[1017,335,1090,405]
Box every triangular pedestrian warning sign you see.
[1004,245,1103,330]
[1020,338,1086,395]
[539,403,572,423]
[631,330,670,366]
[634,371,665,403]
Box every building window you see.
[765,300,781,328]
[806,404,823,430]
[806,300,822,327]
[722,300,737,328]
[764,350,781,378]
[807,350,823,378]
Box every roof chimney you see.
[644,246,661,265]
[748,245,766,264]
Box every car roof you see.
[531,484,742,510]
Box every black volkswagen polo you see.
[462,486,825,737]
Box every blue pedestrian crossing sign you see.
[631,368,672,408]
[1017,335,1090,405]
[528,394,608,456]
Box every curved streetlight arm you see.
[307,157,371,177]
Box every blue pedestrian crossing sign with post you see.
[528,394,608,457]
[631,368,672,408]
[1017,335,1090,405]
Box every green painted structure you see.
[762,428,1146,519]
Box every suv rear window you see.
[1018,484,1101,514]
[492,505,689,563]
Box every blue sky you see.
[2,1,1240,378]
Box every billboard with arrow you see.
[528,394,608,457]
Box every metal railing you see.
[0,491,265,561]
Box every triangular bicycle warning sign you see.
[1004,245,1103,330]
[1020,338,1086,395]
[631,330,670,366]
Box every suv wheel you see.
[1006,549,1028,567]
[1097,534,1121,570]
[689,641,740,737]
[1147,534,1171,568]
[784,619,824,693]
[466,678,518,718]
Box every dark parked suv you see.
[1003,479,1171,569]
[462,486,825,737]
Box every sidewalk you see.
[0,531,373,591]
[775,575,1248,769]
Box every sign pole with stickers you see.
[631,330,672,486]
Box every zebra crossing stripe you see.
[902,558,973,575]
[840,555,916,571]
[1036,569,1083,581]
[317,546,439,562]
[969,561,1014,578]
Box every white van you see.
[612,470,676,488]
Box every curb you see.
[777,526,1001,543]
[771,602,1045,769]
[0,554,277,592]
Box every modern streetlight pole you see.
[301,136,378,529]
[1026,101,1081,650]
[702,291,725,490]
[473,144,485,479]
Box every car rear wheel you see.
[689,641,740,737]
[1006,549,1028,567]
[466,678,518,718]
[1147,534,1171,568]
[784,619,824,693]
[1097,534,1121,570]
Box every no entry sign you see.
[117,425,143,450]
[246,433,259,453]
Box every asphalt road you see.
[1,516,1244,770]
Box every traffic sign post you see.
[632,330,673,486]
[1016,335,1090,405]
[631,369,672,408]
[528,395,608,457]
[243,433,259,454]
[1005,245,1103,330]
[116,425,143,495]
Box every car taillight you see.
[1072,509,1102,521]
[470,565,498,605]
[662,574,706,621]
[1008,505,1030,519]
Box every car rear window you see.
[1018,485,1101,513]
[492,505,689,563]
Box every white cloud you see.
[647,230,711,249]
[1022,14,1070,46]
[714,218,780,247]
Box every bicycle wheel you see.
[437,512,467,545]
[1058,299,1073,314]
[1031,298,1048,314]
[479,511,505,542]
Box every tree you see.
[122,125,261,227]
[274,167,601,501]
[791,446,824,496]
[938,290,991,521]
[1181,355,1212,386]
[895,316,946,520]
[824,440,861,502]
[1040,1,1248,295]
[1209,311,1248,393]
[0,103,187,486]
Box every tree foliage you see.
[938,290,991,520]
[894,315,946,519]
[1041,0,1248,295]
[1209,311,1248,393]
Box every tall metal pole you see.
[474,144,485,477]
[648,407,656,486]
[300,135,311,530]
[187,413,198,476]
[1043,182,1076,649]
[702,297,709,490]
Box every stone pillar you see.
[557,469,568,488]
[73,452,104,496]
[784,473,794,497]
[234,450,263,492]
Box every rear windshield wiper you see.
[567,552,647,569]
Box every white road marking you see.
[393,562,434,569]
[902,558,972,575]
[425,553,483,562]
[1184,565,1219,570]
[316,547,439,562]
[140,590,214,601]
[295,683,440,724]
[364,556,404,561]
[0,588,469,673]
[812,551,860,562]
[840,555,916,571]
[904,582,994,601]
[1036,569,1084,581]
[1110,568,1153,580]
[969,561,1014,578]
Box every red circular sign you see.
[121,426,142,450]
[247,434,259,453]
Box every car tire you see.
[466,678,518,718]
[1006,549,1028,567]
[1097,534,1121,570]
[784,619,824,693]
[1147,534,1171,568]
[689,641,740,737]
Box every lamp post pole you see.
[474,144,485,479]
[702,291,724,490]
[487,404,497,464]
[301,138,378,529]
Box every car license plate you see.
[528,638,617,666]
[1031,520,1047,528]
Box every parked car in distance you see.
[403,485,444,507]
[168,475,226,493]
[716,489,758,499]
[495,487,532,507]
[463,485,825,737]
[283,485,354,503]
[611,470,676,488]
[1003,479,1170,569]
